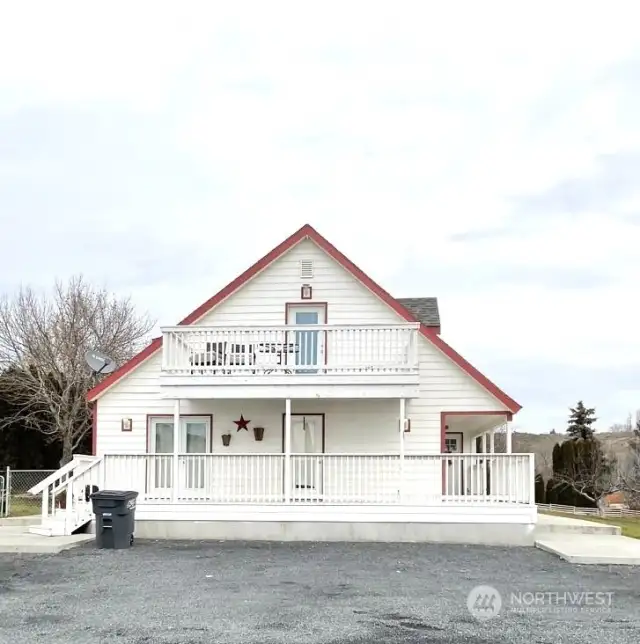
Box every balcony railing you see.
[102,453,535,506]
[161,324,419,376]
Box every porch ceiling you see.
[444,413,507,435]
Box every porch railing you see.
[102,453,535,505]
[161,324,419,376]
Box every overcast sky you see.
[1,2,639,433]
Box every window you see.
[149,416,212,454]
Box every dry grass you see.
[5,496,40,517]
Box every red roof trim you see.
[86,224,521,413]
[178,226,314,325]
[87,337,162,401]
[91,399,97,456]
[87,228,313,402]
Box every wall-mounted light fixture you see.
[301,284,312,300]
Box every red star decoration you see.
[234,415,250,431]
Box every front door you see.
[149,416,211,497]
[291,415,323,499]
[444,433,464,496]
[149,419,174,495]
[179,419,210,496]
[287,306,324,373]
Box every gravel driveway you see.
[0,540,638,643]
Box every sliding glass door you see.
[149,416,211,497]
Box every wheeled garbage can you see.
[90,490,139,549]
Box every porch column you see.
[284,398,292,503]
[489,430,495,454]
[399,398,406,501]
[172,398,180,503]
[505,421,512,454]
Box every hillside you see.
[509,431,636,479]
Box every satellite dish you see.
[85,349,117,375]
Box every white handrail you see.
[161,323,421,332]
[27,454,98,495]
[97,451,535,457]
[31,456,104,533]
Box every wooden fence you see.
[537,503,640,517]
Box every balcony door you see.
[287,305,325,373]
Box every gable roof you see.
[396,297,439,329]
[87,224,521,413]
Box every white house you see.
[29,224,535,545]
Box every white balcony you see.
[159,324,420,396]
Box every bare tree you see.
[617,429,640,509]
[610,411,634,433]
[551,439,619,505]
[0,276,154,464]
[535,448,554,481]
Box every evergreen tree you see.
[559,440,577,486]
[545,478,557,504]
[534,474,546,503]
[567,401,597,439]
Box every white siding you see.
[404,339,510,455]
[95,235,512,464]
[196,239,401,326]
[97,392,399,456]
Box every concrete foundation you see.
[132,519,536,546]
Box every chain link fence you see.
[0,468,56,517]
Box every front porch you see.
[27,449,536,544]
[28,401,535,543]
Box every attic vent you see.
[300,260,314,279]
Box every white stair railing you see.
[28,455,104,536]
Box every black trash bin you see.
[91,490,139,549]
